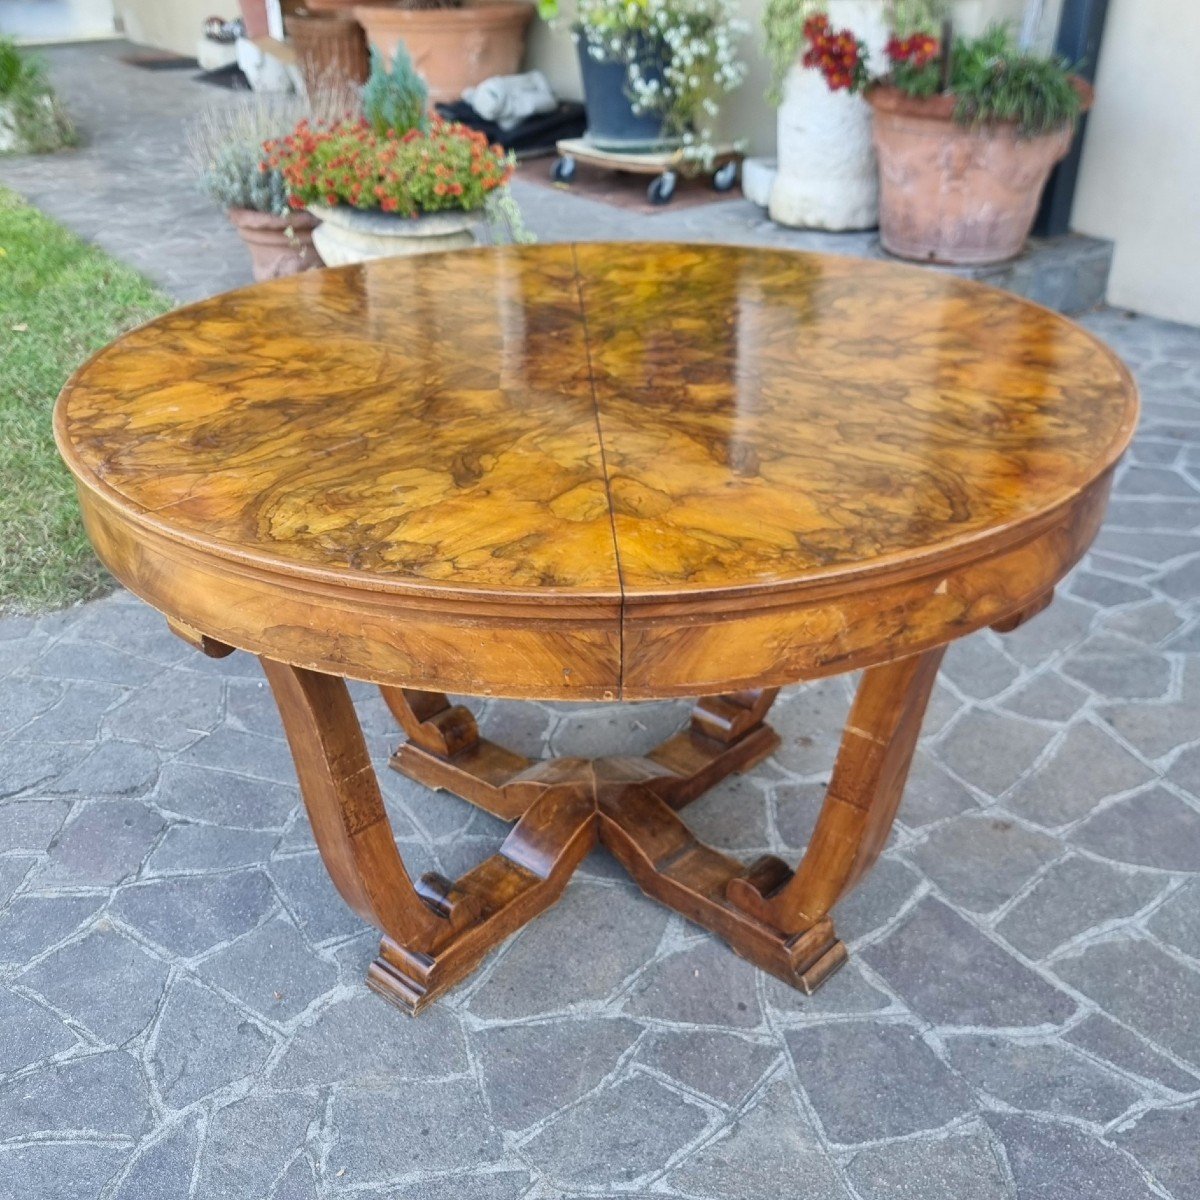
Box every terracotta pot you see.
[228,208,322,281]
[353,2,533,103]
[308,204,481,264]
[868,83,1090,266]
[289,9,370,96]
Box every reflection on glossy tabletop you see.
[58,243,1135,595]
[54,244,1138,1015]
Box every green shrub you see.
[362,46,429,136]
[0,38,77,154]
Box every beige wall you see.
[1070,0,1200,326]
[114,0,234,57]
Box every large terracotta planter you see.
[289,9,370,97]
[228,208,322,281]
[353,2,533,103]
[308,204,481,264]
[868,85,1088,266]
[769,0,887,231]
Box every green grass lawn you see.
[0,186,171,615]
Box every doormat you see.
[120,53,200,70]
[194,64,252,91]
[515,157,742,216]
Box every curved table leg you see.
[263,661,596,1014]
[726,647,946,935]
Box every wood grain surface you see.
[55,243,1138,699]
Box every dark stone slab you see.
[1061,651,1171,700]
[384,1172,531,1200]
[862,898,1076,1029]
[845,1126,1010,1200]
[0,1049,152,1138]
[940,634,1020,700]
[269,852,366,944]
[0,740,88,798]
[897,751,978,828]
[0,797,70,852]
[0,1143,128,1200]
[154,762,298,830]
[147,823,278,872]
[468,882,669,1020]
[633,1026,779,1107]
[328,1079,502,1184]
[520,1073,711,1188]
[1051,937,1200,1066]
[199,916,338,1022]
[786,1020,974,1144]
[0,894,105,965]
[624,937,762,1028]
[1065,1013,1200,1095]
[0,986,77,1073]
[150,978,275,1107]
[985,1114,1159,1200]
[177,727,298,785]
[1147,879,1200,960]
[21,923,169,1044]
[110,1114,202,1200]
[103,672,224,751]
[1072,786,1200,871]
[47,739,160,797]
[996,855,1162,961]
[111,869,275,958]
[36,799,164,886]
[763,959,893,1016]
[196,1092,316,1199]
[935,709,1054,798]
[667,1081,850,1200]
[1006,723,1156,828]
[475,1016,641,1132]
[907,814,1060,913]
[272,993,466,1087]
[944,1034,1140,1122]
[34,640,163,686]
[1111,1101,1200,1199]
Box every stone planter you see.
[227,208,322,281]
[768,0,887,231]
[308,204,481,264]
[869,84,1088,266]
[289,9,371,98]
[353,2,533,104]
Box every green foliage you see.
[0,188,170,613]
[362,46,429,136]
[949,25,1080,135]
[203,142,290,213]
[186,92,305,216]
[0,38,77,154]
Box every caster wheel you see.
[647,171,677,206]
[551,156,577,184]
[712,160,739,192]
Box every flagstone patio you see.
[1,40,1199,1200]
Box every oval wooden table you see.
[55,243,1138,1014]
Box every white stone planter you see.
[768,0,889,232]
[308,205,482,266]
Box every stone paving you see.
[2,39,1200,1200]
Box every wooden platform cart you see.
[550,137,742,205]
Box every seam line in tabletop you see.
[571,242,627,694]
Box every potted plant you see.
[539,0,747,157]
[0,38,76,155]
[790,10,1087,263]
[353,0,533,104]
[187,94,322,282]
[868,23,1088,264]
[265,47,527,263]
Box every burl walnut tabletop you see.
[55,243,1138,1013]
